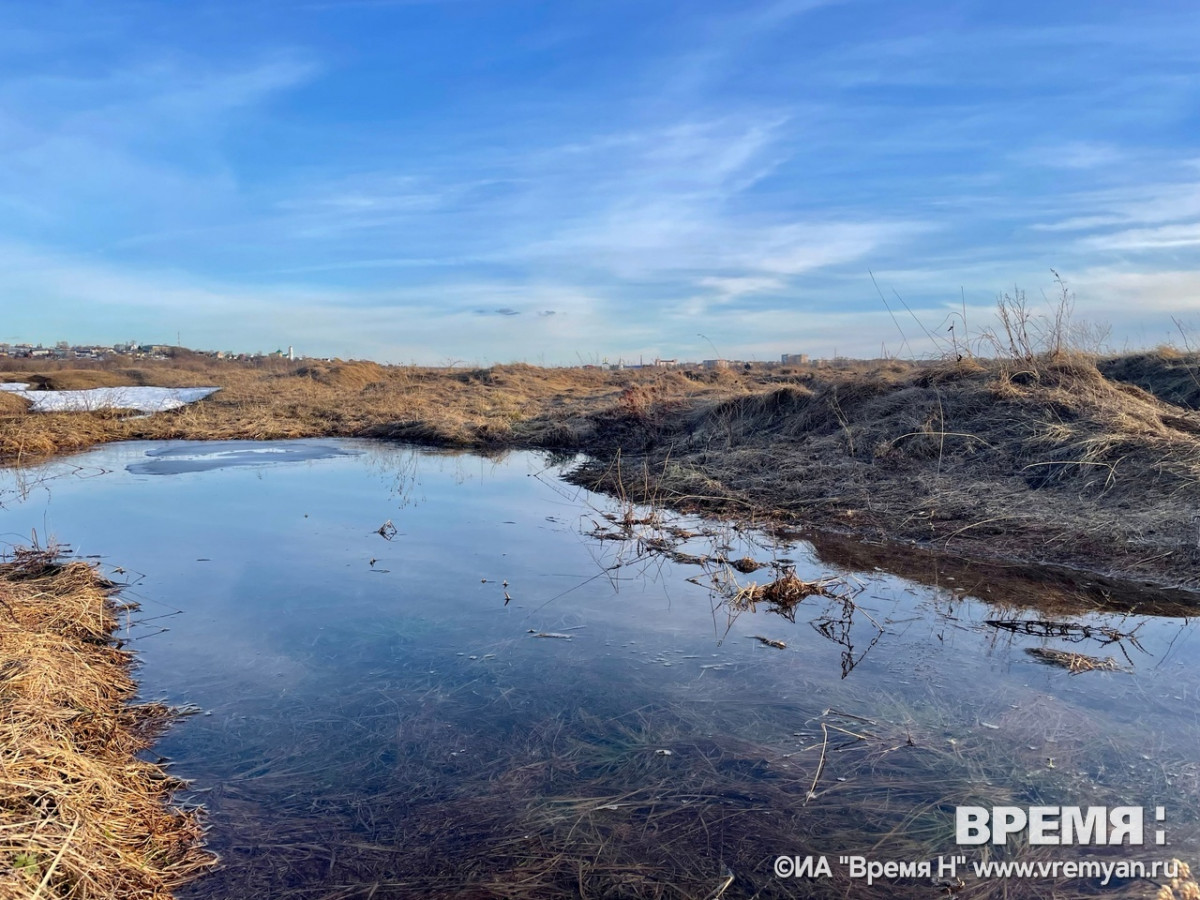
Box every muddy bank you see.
[554,357,1200,595]
[0,549,214,899]
[4,352,1200,596]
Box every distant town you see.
[0,341,296,362]
[0,341,832,370]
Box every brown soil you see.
[2,351,1199,595]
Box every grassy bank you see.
[0,548,214,899]
[2,349,1200,592]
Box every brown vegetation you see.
[0,549,215,898]
[1101,349,1200,410]
[2,350,1200,592]
[0,393,29,416]
[21,370,139,391]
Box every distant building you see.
[701,359,730,370]
[653,358,678,368]
[781,353,810,365]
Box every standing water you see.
[1,440,1197,899]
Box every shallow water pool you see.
[1,440,1197,899]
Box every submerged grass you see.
[0,548,214,899]
[171,641,1197,900]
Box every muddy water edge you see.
[0,439,1198,900]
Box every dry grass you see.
[1157,862,1200,900]
[729,569,851,611]
[1102,351,1200,410]
[23,371,138,391]
[1,354,1198,897]
[1025,646,1124,674]
[3,351,1200,591]
[0,548,215,899]
[0,393,29,416]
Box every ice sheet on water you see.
[0,383,30,392]
[24,386,219,413]
[128,440,360,474]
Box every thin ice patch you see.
[128,440,360,475]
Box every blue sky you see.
[1,0,1198,363]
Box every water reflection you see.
[0,440,1197,898]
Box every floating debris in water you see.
[377,520,398,540]
[529,631,573,640]
[751,635,787,649]
[732,570,856,610]
[1026,647,1125,674]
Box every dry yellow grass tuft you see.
[24,371,137,391]
[0,549,215,899]
[0,393,29,416]
[293,360,387,391]
[1025,646,1123,674]
[1156,860,1200,899]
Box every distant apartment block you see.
[781,353,810,365]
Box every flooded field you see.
[1,439,1198,899]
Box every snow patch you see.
[26,386,220,413]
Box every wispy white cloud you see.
[1014,141,1125,171]
[0,53,317,261]
[696,275,785,300]
[1072,267,1200,315]
[1030,215,1128,233]
[1080,223,1200,251]
[1034,180,1200,233]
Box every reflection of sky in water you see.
[1,440,1197,896]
